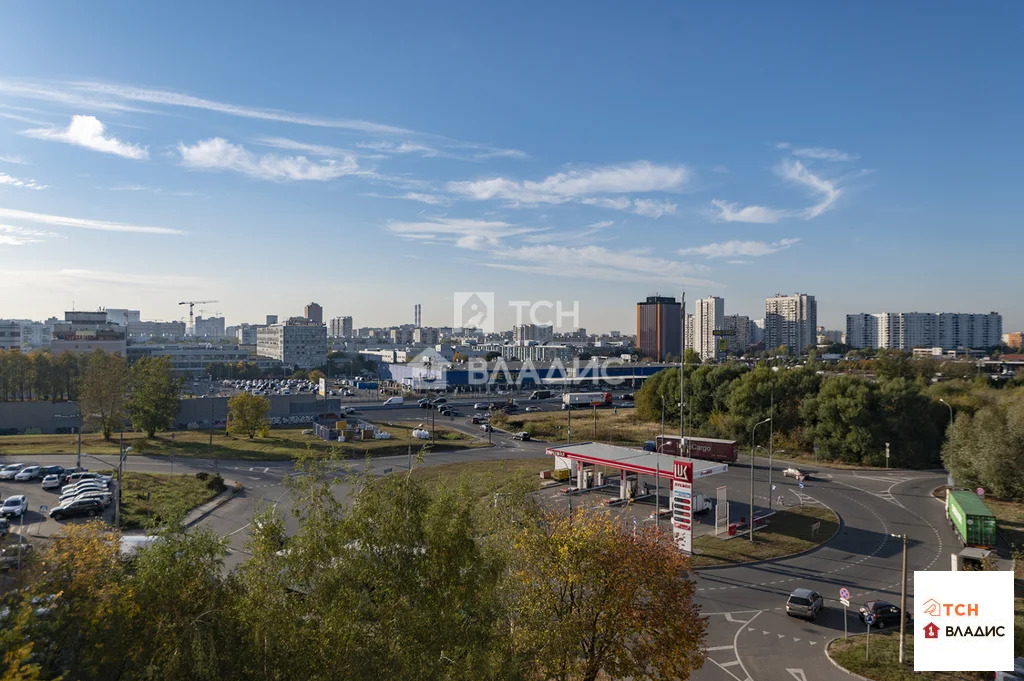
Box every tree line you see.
[0,462,707,681]
[0,349,83,402]
[635,352,1005,470]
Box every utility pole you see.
[680,290,686,444]
[567,404,571,443]
[75,424,82,471]
[750,417,771,543]
[170,432,175,475]
[885,441,890,469]
[768,388,774,510]
[896,532,909,663]
[592,405,597,438]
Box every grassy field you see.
[691,504,838,568]
[495,407,664,445]
[0,424,486,461]
[828,632,991,680]
[118,472,222,530]
[408,457,550,498]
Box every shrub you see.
[206,473,226,493]
[195,471,210,481]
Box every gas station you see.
[546,442,732,554]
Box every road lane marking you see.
[708,645,734,651]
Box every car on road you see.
[417,398,431,407]
[620,393,635,400]
[14,466,42,481]
[511,431,531,441]
[524,405,541,412]
[858,600,910,629]
[0,464,28,480]
[786,588,824,621]
[783,467,807,480]
[49,498,103,521]
[480,423,493,432]
[41,474,62,490]
[1,496,28,518]
[0,543,33,571]
[473,402,488,410]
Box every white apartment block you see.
[723,314,751,355]
[257,320,327,369]
[512,324,554,344]
[684,314,694,354]
[846,312,1002,350]
[765,293,817,353]
[694,296,725,361]
[413,326,439,345]
[329,316,353,338]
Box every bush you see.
[195,471,210,481]
[206,473,226,493]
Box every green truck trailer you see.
[945,489,998,548]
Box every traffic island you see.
[117,472,227,530]
[690,504,839,568]
[826,632,990,681]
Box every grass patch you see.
[408,457,551,499]
[118,472,222,531]
[691,505,838,568]
[0,424,485,461]
[499,408,663,446]
[828,632,990,680]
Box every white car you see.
[60,481,108,497]
[74,491,112,508]
[13,466,41,482]
[1,496,27,518]
[0,464,27,481]
[524,406,541,412]
[783,467,806,480]
[41,474,62,490]
[474,402,489,410]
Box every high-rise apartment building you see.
[694,296,725,361]
[765,293,817,353]
[723,314,751,355]
[304,303,323,325]
[636,295,681,361]
[846,312,1002,350]
[193,316,226,340]
[512,324,554,344]
[414,304,422,328]
[329,316,353,338]
[413,327,438,345]
[684,314,694,354]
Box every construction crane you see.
[178,300,218,335]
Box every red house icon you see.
[923,622,939,639]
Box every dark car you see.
[49,498,103,521]
[41,465,66,477]
[60,467,87,483]
[512,431,531,441]
[858,600,910,629]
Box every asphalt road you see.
[1,423,958,680]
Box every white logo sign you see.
[913,571,1013,672]
[453,292,495,333]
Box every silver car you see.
[786,588,824,621]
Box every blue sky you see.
[1,2,1021,333]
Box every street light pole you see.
[939,398,953,430]
[750,417,771,543]
[893,532,909,663]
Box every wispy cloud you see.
[0,172,47,190]
[24,115,148,160]
[777,142,857,162]
[0,154,28,165]
[0,224,58,246]
[358,140,441,157]
[712,157,844,223]
[55,269,211,289]
[255,136,353,157]
[178,137,363,182]
[103,184,198,197]
[447,161,689,216]
[678,238,800,258]
[0,207,183,235]
[386,217,541,250]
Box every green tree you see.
[77,349,130,440]
[942,389,1024,500]
[227,392,270,439]
[307,369,326,385]
[874,377,943,468]
[800,374,878,463]
[510,509,707,681]
[127,355,182,437]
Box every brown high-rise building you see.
[304,302,323,325]
[636,295,682,361]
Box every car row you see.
[785,588,910,629]
[0,463,84,484]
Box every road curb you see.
[823,634,874,681]
[694,502,843,571]
[183,480,242,528]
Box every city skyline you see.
[1,4,1022,331]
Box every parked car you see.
[60,481,108,497]
[49,498,103,521]
[417,398,430,407]
[40,465,65,477]
[858,600,910,629]
[524,406,541,412]
[41,474,62,490]
[0,543,33,571]
[786,588,824,621]
[59,467,87,483]
[63,472,112,487]
[432,397,448,406]
[14,466,41,482]
[74,491,112,508]
[512,431,531,441]
[1,496,28,518]
[59,485,108,504]
[0,464,27,480]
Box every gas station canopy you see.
[546,442,729,480]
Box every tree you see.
[484,351,502,362]
[635,368,681,423]
[127,355,182,437]
[510,509,707,681]
[78,349,129,440]
[800,375,878,464]
[228,392,270,439]
[874,377,943,468]
[942,389,1024,500]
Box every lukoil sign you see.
[914,571,1013,672]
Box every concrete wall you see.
[0,402,81,435]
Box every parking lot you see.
[0,466,116,547]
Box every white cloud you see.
[386,217,542,250]
[632,198,677,217]
[55,269,211,289]
[710,199,787,224]
[178,137,362,182]
[777,142,856,162]
[0,207,183,235]
[0,172,46,190]
[0,224,57,246]
[776,158,841,218]
[24,115,149,160]
[401,192,450,205]
[0,154,27,165]
[358,140,440,157]
[678,238,801,258]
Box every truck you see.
[946,489,997,548]
[529,389,552,400]
[382,396,404,406]
[561,392,612,410]
[355,381,378,390]
[654,435,739,464]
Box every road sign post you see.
[811,520,821,538]
[864,612,875,660]
[839,588,851,639]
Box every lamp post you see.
[750,417,771,543]
[892,532,909,663]
[756,445,785,510]
[54,412,84,470]
[938,398,953,430]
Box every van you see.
[383,396,404,406]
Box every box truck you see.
[946,489,997,548]
[655,435,739,464]
[561,392,613,409]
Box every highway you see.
[0,410,958,680]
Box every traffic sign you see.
[840,598,850,607]
[799,480,805,489]
[864,612,875,626]
[772,484,777,491]
[39,505,48,513]
[839,587,851,600]
[976,487,985,498]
